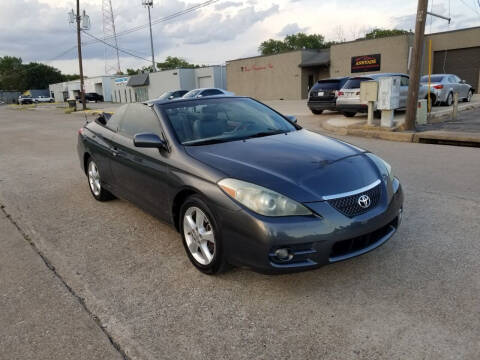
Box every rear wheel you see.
[87,158,114,201]
[311,109,323,115]
[445,92,453,106]
[180,195,227,274]
[342,112,356,117]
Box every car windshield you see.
[183,90,201,98]
[343,77,372,89]
[161,98,297,146]
[312,81,342,90]
[421,75,444,83]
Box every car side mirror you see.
[168,95,174,99]
[286,115,297,124]
[134,133,167,150]
[461,80,466,84]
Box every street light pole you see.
[76,0,86,110]
[143,0,156,72]
[404,0,428,131]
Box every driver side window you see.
[118,104,162,138]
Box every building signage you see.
[351,54,381,73]
[241,63,274,72]
[114,77,129,85]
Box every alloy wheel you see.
[88,161,101,196]
[183,206,215,265]
[447,93,453,106]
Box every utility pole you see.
[76,0,86,110]
[142,0,156,72]
[404,0,428,131]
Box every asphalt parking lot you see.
[1,105,479,359]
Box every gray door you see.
[399,76,409,108]
[434,47,480,93]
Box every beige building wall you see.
[422,27,480,75]
[226,51,303,100]
[330,35,412,77]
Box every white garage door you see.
[198,76,212,88]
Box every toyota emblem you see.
[358,194,371,209]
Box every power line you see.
[83,31,153,64]
[83,0,219,46]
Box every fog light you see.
[274,248,293,262]
[398,208,403,226]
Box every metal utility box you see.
[360,81,378,103]
[416,99,428,125]
[377,76,401,110]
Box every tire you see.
[311,109,323,115]
[180,195,227,274]
[445,92,453,106]
[342,111,356,117]
[86,158,114,201]
[426,94,436,107]
[465,90,473,103]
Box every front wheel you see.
[180,195,227,274]
[342,111,356,117]
[465,90,473,103]
[87,158,114,201]
[311,109,323,115]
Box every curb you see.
[428,101,480,123]
[321,120,414,143]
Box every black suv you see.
[78,93,104,103]
[307,77,349,114]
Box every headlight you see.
[218,178,312,217]
[366,153,393,182]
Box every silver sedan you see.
[420,74,474,106]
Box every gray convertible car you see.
[77,96,403,274]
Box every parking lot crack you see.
[0,203,132,360]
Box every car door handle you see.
[111,147,120,157]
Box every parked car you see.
[420,74,474,106]
[158,90,189,100]
[307,77,350,114]
[18,95,34,105]
[77,96,403,274]
[183,88,234,98]
[336,73,427,117]
[78,93,104,103]
[34,95,54,103]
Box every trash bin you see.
[67,98,77,111]
[416,99,427,125]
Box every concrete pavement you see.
[1,106,479,359]
[0,210,124,360]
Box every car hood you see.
[185,129,381,202]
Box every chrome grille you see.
[328,184,381,217]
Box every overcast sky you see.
[1,0,479,76]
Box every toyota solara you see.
[77,96,403,274]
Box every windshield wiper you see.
[244,130,288,139]
[184,138,232,146]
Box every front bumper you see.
[215,180,403,273]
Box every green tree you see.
[156,56,199,70]
[0,56,23,90]
[21,63,65,90]
[259,33,332,55]
[0,55,80,91]
[365,28,410,40]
